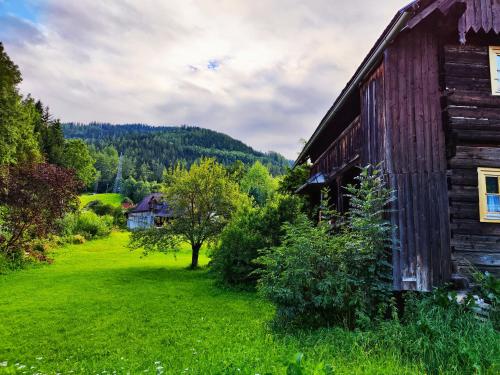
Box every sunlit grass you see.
[0,232,422,374]
[79,193,124,209]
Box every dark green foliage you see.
[278,164,311,194]
[63,123,290,184]
[30,99,65,165]
[0,43,41,165]
[121,177,161,203]
[210,194,303,288]
[60,139,97,188]
[257,166,395,329]
[92,145,119,193]
[86,200,126,228]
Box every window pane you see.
[497,54,500,70]
[487,195,500,213]
[486,176,499,193]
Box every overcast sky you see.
[0,0,410,159]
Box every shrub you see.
[72,234,86,244]
[57,210,113,241]
[74,211,113,240]
[86,201,126,228]
[210,194,303,288]
[257,166,395,329]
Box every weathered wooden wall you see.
[361,65,386,165]
[443,44,500,278]
[382,26,451,291]
[459,0,500,36]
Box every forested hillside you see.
[63,123,290,182]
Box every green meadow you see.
[79,193,124,209]
[0,232,424,374]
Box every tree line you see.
[63,123,291,194]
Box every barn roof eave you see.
[294,2,419,167]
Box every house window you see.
[478,168,500,223]
[490,46,500,95]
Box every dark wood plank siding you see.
[361,65,386,166]
[383,27,451,291]
[459,0,500,35]
[444,44,500,278]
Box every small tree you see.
[240,161,278,206]
[130,158,243,269]
[0,163,81,258]
[60,139,97,188]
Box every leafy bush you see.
[74,211,113,240]
[86,200,126,228]
[72,234,86,244]
[57,211,113,241]
[257,166,395,329]
[210,194,303,288]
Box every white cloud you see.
[2,0,410,159]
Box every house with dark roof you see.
[126,193,173,230]
[295,0,500,291]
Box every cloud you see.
[1,0,410,159]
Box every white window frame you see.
[489,46,500,95]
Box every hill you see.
[63,123,290,177]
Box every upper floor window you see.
[490,46,500,95]
[478,167,500,223]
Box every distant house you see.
[295,0,500,291]
[126,193,173,230]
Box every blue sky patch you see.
[207,59,220,70]
[0,0,40,22]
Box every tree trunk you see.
[190,243,201,269]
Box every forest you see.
[63,123,291,194]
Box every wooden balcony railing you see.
[311,116,362,178]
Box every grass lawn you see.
[79,193,124,209]
[0,232,422,374]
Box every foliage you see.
[373,292,500,375]
[74,211,113,240]
[72,234,86,244]
[30,98,65,165]
[210,194,303,288]
[63,123,290,187]
[0,43,42,165]
[60,139,97,188]
[0,163,80,259]
[240,161,278,206]
[257,166,396,329]
[86,200,126,228]
[57,210,113,241]
[130,158,243,268]
[121,177,160,203]
[278,164,311,195]
[92,145,119,193]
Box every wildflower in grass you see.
[0,361,7,367]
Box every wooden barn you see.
[295,0,500,291]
